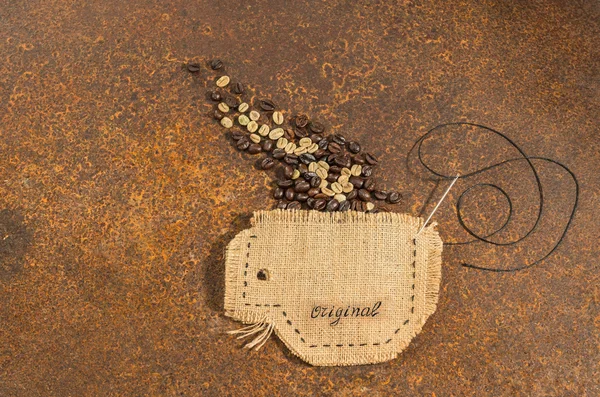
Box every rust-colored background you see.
[0,0,598,395]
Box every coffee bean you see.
[294,180,310,193]
[303,172,317,181]
[307,197,316,208]
[310,176,321,188]
[283,165,294,179]
[210,59,223,70]
[332,134,346,146]
[309,121,324,133]
[249,133,261,144]
[277,179,294,188]
[358,189,371,201]
[274,187,284,200]
[231,130,245,140]
[299,137,312,147]
[258,124,270,137]
[340,168,351,177]
[364,178,376,191]
[276,201,288,210]
[314,193,328,199]
[307,187,320,197]
[351,164,362,176]
[247,121,258,133]
[334,155,349,167]
[276,137,288,149]
[238,115,250,126]
[299,153,316,165]
[249,111,260,121]
[261,157,275,170]
[326,174,338,183]
[294,146,308,155]
[210,91,222,101]
[349,176,363,189]
[365,153,378,165]
[333,193,346,203]
[284,142,297,154]
[298,164,308,174]
[272,148,286,159]
[328,142,342,154]
[339,200,351,211]
[348,141,360,154]
[387,191,402,204]
[296,193,309,202]
[350,200,359,211]
[329,165,341,174]
[317,160,330,171]
[331,182,343,194]
[237,139,250,151]
[338,175,349,185]
[248,144,262,154]
[326,199,339,212]
[321,187,335,197]
[262,139,274,152]
[307,143,319,154]
[342,182,354,193]
[366,202,375,211]
[273,111,284,125]
[216,75,230,87]
[285,188,296,201]
[373,190,388,200]
[362,165,373,177]
[187,63,200,72]
[284,154,299,165]
[218,102,230,113]
[232,82,245,95]
[221,117,233,128]
[313,149,327,158]
[213,109,224,120]
[294,128,308,138]
[287,201,302,210]
[225,96,239,108]
[238,102,249,112]
[346,190,358,200]
[318,138,329,150]
[353,154,365,165]
[284,128,295,141]
[269,128,285,140]
[309,134,323,143]
[295,114,309,128]
[260,99,276,111]
[314,199,327,210]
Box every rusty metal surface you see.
[0,0,598,395]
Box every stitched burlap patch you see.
[224,210,442,366]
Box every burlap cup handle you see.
[224,210,443,366]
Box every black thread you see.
[411,122,579,272]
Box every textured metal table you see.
[0,1,598,395]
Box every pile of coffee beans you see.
[189,60,403,212]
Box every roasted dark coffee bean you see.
[231,130,245,140]
[362,165,373,177]
[284,129,295,140]
[284,154,299,165]
[287,201,302,210]
[310,176,321,188]
[349,176,363,189]
[346,190,358,201]
[326,174,338,183]
[348,141,361,154]
[298,164,308,174]
[303,172,317,180]
[353,154,365,165]
[285,188,296,201]
[314,193,328,200]
[277,179,294,188]
[224,96,239,108]
[296,193,309,202]
[274,187,284,200]
[213,109,225,120]
[299,153,316,164]
[329,165,342,174]
[310,134,323,143]
[276,200,288,210]
[232,82,245,95]
[283,165,294,179]
[332,134,346,146]
[261,157,275,169]
[237,137,250,150]
[259,99,276,111]
[358,189,371,201]
[187,63,200,72]
[295,114,309,128]
[373,190,388,200]
[328,142,342,154]
[365,153,378,165]
[210,59,223,70]
[210,91,222,101]
[294,180,311,193]
[318,138,329,150]
[313,149,327,158]
[334,155,351,168]
[309,121,325,133]
[307,187,320,197]
[295,128,308,138]
[273,148,286,159]
[364,178,376,191]
[339,200,351,212]
[350,200,358,211]
[314,198,327,211]
[387,191,402,204]
[262,140,274,152]
[306,197,316,208]
[326,199,339,212]
[248,144,262,154]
